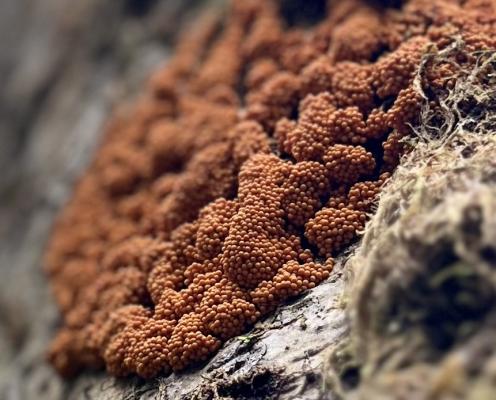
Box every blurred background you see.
[0,0,210,397]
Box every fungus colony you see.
[44,0,496,378]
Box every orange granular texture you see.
[44,0,496,378]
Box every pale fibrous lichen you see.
[325,36,496,400]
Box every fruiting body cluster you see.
[45,0,496,378]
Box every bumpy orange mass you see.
[45,0,496,378]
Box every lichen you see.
[325,27,496,400]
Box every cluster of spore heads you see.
[45,0,496,378]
